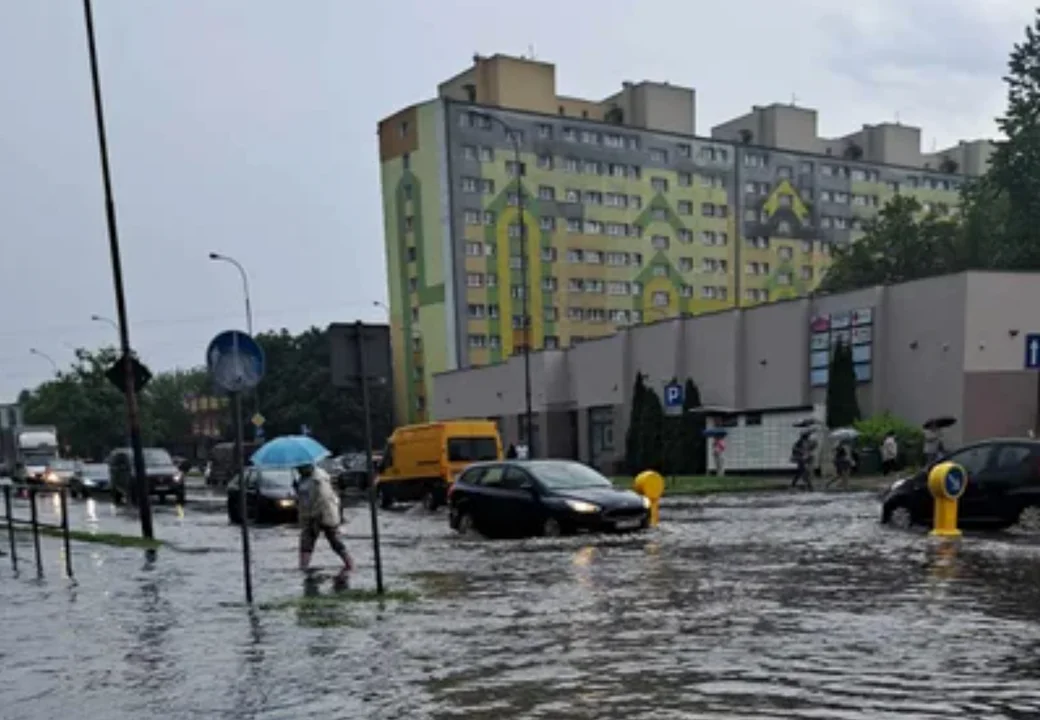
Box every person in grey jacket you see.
[296,464,352,578]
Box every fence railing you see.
[1,482,73,578]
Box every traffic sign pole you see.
[355,322,385,596]
[234,390,253,604]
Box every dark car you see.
[108,447,185,506]
[226,467,299,524]
[70,463,110,498]
[448,459,651,538]
[206,441,260,487]
[880,438,1040,531]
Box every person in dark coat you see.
[505,443,518,459]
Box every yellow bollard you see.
[633,470,665,527]
[927,461,967,538]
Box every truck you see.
[0,404,61,483]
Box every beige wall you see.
[432,272,1040,462]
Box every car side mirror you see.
[520,480,536,494]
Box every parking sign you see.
[663,381,684,416]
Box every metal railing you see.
[1,482,73,578]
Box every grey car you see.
[70,463,110,498]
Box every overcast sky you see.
[0,0,1031,401]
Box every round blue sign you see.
[944,467,965,497]
[206,330,265,393]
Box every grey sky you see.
[0,0,1031,401]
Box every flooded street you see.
[3,489,1040,719]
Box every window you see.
[583,160,601,175]
[678,171,692,187]
[994,444,1033,471]
[677,143,692,158]
[678,228,693,244]
[562,156,579,174]
[605,192,628,208]
[506,160,526,177]
[567,306,584,320]
[404,216,414,231]
[510,285,526,299]
[802,239,814,253]
[478,146,493,162]
[408,277,418,292]
[486,272,498,287]
[631,282,643,295]
[537,123,553,139]
[483,210,496,226]
[563,127,578,142]
[566,218,581,233]
[603,133,624,148]
[776,272,793,286]
[801,266,813,281]
[652,265,667,277]
[584,219,603,235]
[607,280,630,295]
[468,334,487,348]
[778,246,793,261]
[466,273,484,287]
[540,216,556,231]
[544,306,558,321]
[610,309,630,323]
[947,445,992,476]
[586,279,604,294]
[537,154,553,170]
[745,288,769,303]
[651,208,667,221]
[679,284,693,298]
[652,291,670,307]
[651,234,670,250]
[544,335,559,350]
[584,190,603,205]
[507,223,524,239]
[465,241,483,257]
[744,152,767,168]
[565,188,580,203]
[464,209,481,225]
[606,222,627,237]
[651,177,669,192]
[539,185,556,201]
[585,250,602,264]
[541,247,557,262]
[650,148,668,163]
[462,145,476,160]
[702,203,719,217]
[488,304,500,318]
[567,249,583,263]
[402,153,411,170]
[678,257,694,272]
[630,195,643,209]
[580,129,600,145]
[677,200,693,215]
[800,161,813,175]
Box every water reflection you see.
[4,491,1040,719]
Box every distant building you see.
[379,53,994,424]
[433,272,1037,472]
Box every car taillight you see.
[447,483,457,500]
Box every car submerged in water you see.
[880,438,1040,531]
[448,459,651,538]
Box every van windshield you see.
[447,437,499,463]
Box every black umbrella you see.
[793,418,820,428]
[923,416,957,431]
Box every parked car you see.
[448,459,651,538]
[226,466,299,525]
[206,441,259,487]
[70,463,110,498]
[880,438,1040,531]
[42,459,80,488]
[108,447,185,506]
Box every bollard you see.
[3,485,16,572]
[928,461,967,538]
[28,487,42,576]
[633,470,665,527]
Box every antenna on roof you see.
[528,44,535,59]
[791,93,798,106]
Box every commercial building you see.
[379,53,994,424]
[433,272,1040,472]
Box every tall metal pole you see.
[82,0,153,540]
[355,321,385,595]
[479,113,536,457]
[234,390,253,604]
[29,348,59,375]
[209,253,259,427]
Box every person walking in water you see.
[790,431,815,491]
[712,436,726,476]
[296,463,353,580]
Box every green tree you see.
[639,386,666,472]
[818,196,961,293]
[826,342,860,428]
[624,372,647,473]
[678,378,705,474]
[986,9,1040,269]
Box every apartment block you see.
[379,54,989,424]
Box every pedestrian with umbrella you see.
[252,435,354,582]
[703,427,728,476]
[825,428,859,491]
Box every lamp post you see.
[90,313,118,333]
[208,252,253,336]
[29,348,58,375]
[474,112,534,456]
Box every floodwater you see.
[3,488,1040,719]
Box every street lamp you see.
[473,112,534,457]
[29,348,59,375]
[90,313,119,334]
[208,252,253,336]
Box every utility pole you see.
[82,0,153,539]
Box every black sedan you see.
[880,438,1040,531]
[448,459,651,538]
[227,467,299,525]
[70,463,110,498]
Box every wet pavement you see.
[3,488,1040,719]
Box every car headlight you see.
[277,498,295,508]
[641,496,651,509]
[82,478,95,486]
[565,499,599,514]
[45,472,59,484]
[172,472,183,483]
[888,478,908,493]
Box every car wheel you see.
[1017,505,1040,533]
[542,517,563,538]
[227,506,240,524]
[422,488,439,512]
[379,487,393,510]
[887,505,914,530]
[456,509,476,536]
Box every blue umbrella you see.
[702,427,728,438]
[251,435,330,469]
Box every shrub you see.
[854,412,924,467]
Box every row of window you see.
[458,111,732,166]
[745,261,814,281]
[461,209,728,237]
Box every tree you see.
[986,9,1040,269]
[826,342,860,428]
[639,386,666,472]
[679,378,706,474]
[624,372,647,473]
[818,195,961,293]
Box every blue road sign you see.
[1027,334,1040,369]
[944,465,965,497]
[206,330,265,393]
[663,381,684,410]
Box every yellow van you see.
[376,420,502,511]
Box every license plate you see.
[615,518,641,530]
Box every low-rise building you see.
[433,272,1040,471]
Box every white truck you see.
[0,404,61,483]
